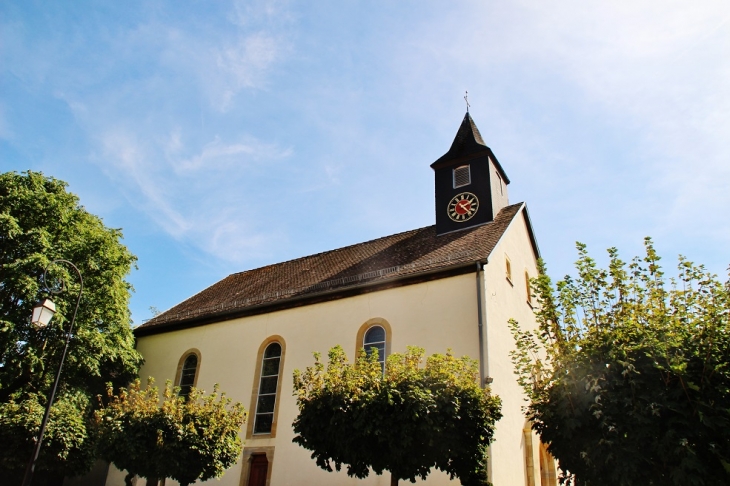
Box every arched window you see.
[254,342,282,434]
[364,325,386,372]
[356,319,392,374]
[176,350,201,399]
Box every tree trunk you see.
[391,472,398,486]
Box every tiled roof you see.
[136,203,526,335]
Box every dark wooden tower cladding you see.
[431,112,510,236]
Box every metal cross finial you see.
[464,91,470,113]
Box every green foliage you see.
[0,171,143,477]
[95,378,247,486]
[510,238,730,485]
[0,391,96,483]
[293,345,502,485]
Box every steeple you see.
[432,112,487,165]
[431,112,509,183]
[431,113,510,235]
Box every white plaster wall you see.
[489,158,509,216]
[482,209,539,486]
[117,273,483,486]
[106,208,540,486]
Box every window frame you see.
[246,336,286,439]
[523,422,537,486]
[539,442,558,486]
[452,164,471,188]
[505,255,513,285]
[240,446,275,486]
[355,318,392,371]
[523,420,558,486]
[174,349,202,398]
[364,325,387,371]
[525,270,533,306]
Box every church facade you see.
[106,113,555,486]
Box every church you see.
[106,113,556,486]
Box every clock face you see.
[448,192,479,222]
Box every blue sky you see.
[3,0,729,325]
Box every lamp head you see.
[31,298,56,328]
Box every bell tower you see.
[431,112,510,235]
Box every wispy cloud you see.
[4,0,728,322]
[44,0,296,263]
[97,129,192,238]
[521,3,730,228]
[393,1,730,239]
[229,0,294,28]
[95,126,291,261]
[169,134,291,173]
[5,2,729,258]
[211,33,282,111]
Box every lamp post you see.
[22,260,83,486]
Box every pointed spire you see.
[430,112,489,168]
[449,112,486,152]
[430,112,510,184]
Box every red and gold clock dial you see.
[448,192,479,222]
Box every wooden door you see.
[248,454,269,486]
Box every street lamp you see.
[31,298,56,328]
[22,260,83,486]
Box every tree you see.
[0,391,96,480]
[95,379,246,486]
[0,171,143,480]
[510,238,730,486]
[293,345,502,486]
